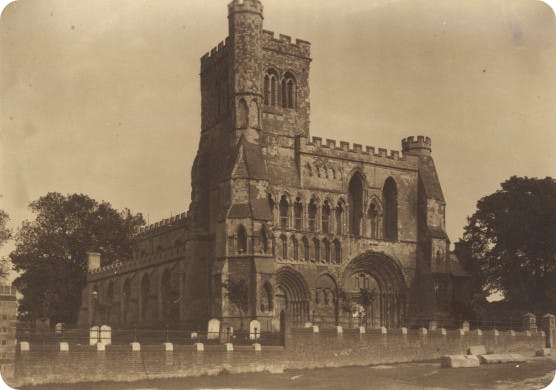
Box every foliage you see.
[10,193,144,325]
[459,176,556,313]
[0,209,12,280]
[223,278,249,329]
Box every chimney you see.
[86,252,101,272]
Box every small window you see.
[237,225,247,253]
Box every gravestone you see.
[55,323,64,334]
[250,320,261,340]
[207,318,220,340]
[462,321,470,332]
[100,325,112,345]
[89,326,100,346]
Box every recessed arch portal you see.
[342,252,407,328]
[275,267,310,327]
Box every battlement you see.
[402,135,432,156]
[136,212,189,236]
[200,37,231,70]
[308,136,404,162]
[228,0,263,16]
[262,30,311,59]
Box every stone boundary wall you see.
[7,330,545,387]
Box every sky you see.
[1,0,555,262]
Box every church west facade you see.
[78,0,469,332]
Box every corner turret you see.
[402,136,431,156]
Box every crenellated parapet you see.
[200,37,231,73]
[136,212,189,238]
[402,136,432,156]
[262,30,311,59]
[301,136,417,170]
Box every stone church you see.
[78,0,470,332]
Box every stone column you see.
[542,314,555,348]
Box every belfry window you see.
[322,200,331,233]
[264,69,279,106]
[308,199,317,232]
[281,72,296,108]
[294,198,303,230]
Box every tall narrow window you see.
[281,79,287,107]
[280,235,287,259]
[237,225,247,253]
[308,199,317,232]
[268,194,275,224]
[279,195,289,229]
[294,198,303,230]
[261,227,269,254]
[292,237,299,260]
[270,75,277,106]
[322,200,331,233]
[333,240,341,264]
[349,173,364,236]
[282,73,296,108]
[264,75,270,105]
[336,201,344,235]
[383,177,398,241]
[313,238,320,262]
[302,237,309,261]
[238,98,248,129]
[323,239,331,263]
[368,201,379,239]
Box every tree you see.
[459,176,556,313]
[0,209,12,280]
[10,193,144,325]
[223,278,249,330]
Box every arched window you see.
[292,237,299,260]
[308,198,317,232]
[313,238,320,262]
[261,282,273,312]
[323,239,331,263]
[279,195,289,229]
[123,279,131,324]
[264,74,270,105]
[141,274,150,321]
[267,194,275,223]
[349,173,364,236]
[237,225,247,253]
[294,198,303,230]
[302,237,309,261]
[336,200,344,235]
[279,234,287,259]
[368,200,380,239]
[333,240,341,264]
[383,177,398,241]
[238,98,248,129]
[261,227,269,254]
[322,200,331,233]
[271,74,277,106]
[282,73,296,108]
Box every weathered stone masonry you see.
[78,0,470,331]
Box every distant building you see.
[78,0,470,331]
[0,285,17,380]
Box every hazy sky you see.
[1,0,555,258]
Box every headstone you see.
[380,326,387,334]
[440,355,480,368]
[457,329,465,336]
[312,325,319,334]
[462,321,470,332]
[100,325,112,345]
[491,329,499,336]
[252,343,262,351]
[207,318,220,340]
[428,321,437,331]
[508,330,516,336]
[190,331,198,339]
[336,326,343,335]
[419,328,428,335]
[130,342,140,351]
[522,312,537,331]
[96,342,106,352]
[59,342,69,352]
[19,342,30,352]
[225,343,234,352]
[55,323,64,334]
[89,326,100,346]
[474,329,483,336]
[250,320,261,340]
[400,327,408,335]
[163,342,173,352]
[304,322,312,328]
[440,328,447,336]
[193,342,204,352]
[525,330,531,337]
[359,326,366,334]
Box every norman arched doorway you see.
[275,267,310,327]
[341,252,407,328]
